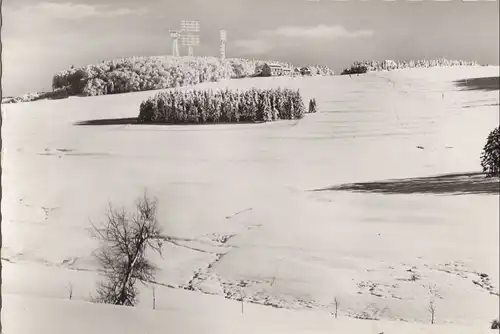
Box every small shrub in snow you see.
[308,98,318,113]
[481,126,500,177]
[138,88,306,124]
[341,64,368,75]
[91,192,163,306]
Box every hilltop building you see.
[260,63,292,77]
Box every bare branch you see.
[90,192,163,306]
[428,300,436,325]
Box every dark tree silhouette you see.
[91,192,163,306]
[480,126,500,177]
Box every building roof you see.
[266,63,284,68]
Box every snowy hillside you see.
[2,66,499,333]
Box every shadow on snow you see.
[74,117,138,126]
[314,172,500,195]
[74,117,269,126]
[454,76,500,91]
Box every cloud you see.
[11,2,148,20]
[265,24,374,39]
[234,39,274,55]
[234,24,374,54]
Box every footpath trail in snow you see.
[2,66,499,331]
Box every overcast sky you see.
[2,0,499,96]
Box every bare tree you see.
[334,297,339,319]
[428,299,436,325]
[90,192,163,306]
[67,282,73,300]
[152,286,156,310]
[239,288,246,315]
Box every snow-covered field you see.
[2,66,499,333]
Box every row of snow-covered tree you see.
[1,88,69,104]
[51,56,295,97]
[138,88,315,124]
[3,55,336,104]
[307,64,335,76]
[341,58,479,75]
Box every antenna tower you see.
[170,30,180,57]
[220,30,227,60]
[180,20,200,57]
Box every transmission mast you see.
[170,30,180,57]
[220,30,227,60]
[180,20,200,57]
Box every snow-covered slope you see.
[3,292,496,334]
[2,66,499,333]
